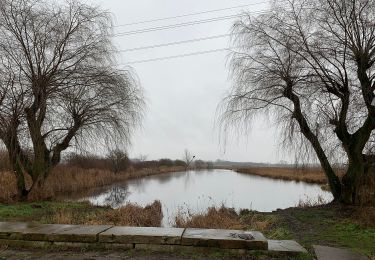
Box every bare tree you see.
[0,0,144,200]
[107,149,130,174]
[220,0,375,204]
[137,154,148,162]
[183,149,195,169]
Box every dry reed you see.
[296,195,329,208]
[0,165,185,202]
[173,206,245,230]
[237,166,344,184]
[49,200,163,227]
[172,205,276,233]
[99,200,163,227]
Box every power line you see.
[122,48,230,65]
[112,10,268,37]
[116,34,230,52]
[114,1,271,28]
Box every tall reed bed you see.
[237,166,344,184]
[0,165,185,202]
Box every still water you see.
[84,169,333,226]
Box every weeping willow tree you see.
[220,0,375,204]
[0,0,144,200]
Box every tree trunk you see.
[14,169,29,201]
[9,152,29,201]
[284,86,342,201]
[341,155,365,204]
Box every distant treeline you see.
[0,150,214,173]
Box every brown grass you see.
[295,195,329,208]
[237,166,344,184]
[0,172,19,203]
[173,205,276,233]
[174,206,245,230]
[0,165,185,203]
[351,206,375,228]
[50,200,163,227]
[99,200,163,227]
[358,172,375,206]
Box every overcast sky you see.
[88,0,287,163]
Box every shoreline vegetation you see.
[0,164,337,203]
[1,164,374,258]
[0,165,187,203]
[0,165,374,257]
[0,201,373,257]
[235,166,345,185]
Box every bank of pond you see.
[75,169,333,226]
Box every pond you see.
[82,169,333,226]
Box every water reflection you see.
[103,186,130,208]
[79,169,333,227]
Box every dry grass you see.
[174,206,245,230]
[351,206,375,228]
[237,166,344,184]
[296,195,329,208]
[358,172,375,206]
[99,200,163,227]
[0,165,185,202]
[49,200,163,227]
[173,205,276,233]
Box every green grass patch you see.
[0,201,104,223]
[276,207,375,257]
[265,226,293,240]
[322,222,375,256]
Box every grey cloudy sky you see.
[88,0,285,163]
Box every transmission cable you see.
[112,10,268,37]
[115,34,230,52]
[121,48,230,65]
[114,0,272,28]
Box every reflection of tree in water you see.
[104,185,130,208]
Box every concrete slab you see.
[0,222,73,241]
[268,240,307,254]
[99,227,185,245]
[0,222,41,239]
[10,224,77,241]
[181,228,267,250]
[49,225,113,243]
[313,245,369,260]
[0,239,134,251]
[0,238,53,249]
[135,244,253,255]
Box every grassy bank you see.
[0,200,163,227]
[0,166,185,203]
[236,166,344,184]
[0,201,373,258]
[173,204,375,258]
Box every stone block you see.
[48,225,112,243]
[135,244,263,256]
[0,222,71,241]
[0,238,52,249]
[0,222,112,242]
[181,228,268,250]
[268,240,307,254]
[9,224,76,241]
[0,222,40,239]
[99,226,185,245]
